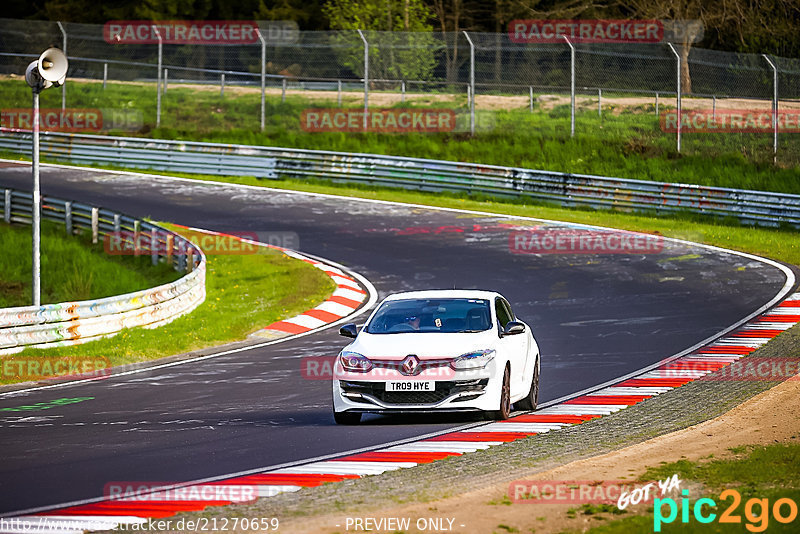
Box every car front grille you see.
[340,379,488,406]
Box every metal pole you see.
[32,89,41,307]
[221,74,225,96]
[153,25,162,128]
[57,22,66,113]
[103,63,107,89]
[655,92,659,115]
[401,80,405,103]
[282,77,286,102]
[530,86,534,113]
[256,29,265,132]
[337,79,342,107]
[562,35,575,137]
[598,89,602,117]
[463,31,475,135]
[712,95,715,120]
[163,68,168,94]
[667,43,681,153]
[762,54,778,158]
[65,201,72,235]
[357,30,369,132]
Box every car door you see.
[495,297,528,395]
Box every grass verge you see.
[1,225,336,385]
[582,443,800,533]
[1,78,798,193]
[0,220,180,308]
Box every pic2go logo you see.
[654,489,798,532]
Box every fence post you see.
[655,92,659,115]
[401,80,405,103]
[57,21,66,112]
[166,234,174,268]
[152,25,162,128]
[4,189,10,223]
[220,73,225,96]
[762,54,778,159]
[561,35,575,138]
[256,28,266,132]
[463,31,475,136]
[667,43,681,153]
[151,227,159,266]
[163,68,168,94]
[103,63,108,89]
[32,91,41,307]
[530,86,534,113]
[337,79,342,107]
[357,29,369,132]
[91,207,99,244]
[134,220,141,256]
[113,213,120,234]
[65,201,72,235]
[598,89,602,117]
[282,77,287,103]
[712,95,715,120]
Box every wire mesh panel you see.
[1,19,798,167]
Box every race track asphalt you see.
[0,163,790,514]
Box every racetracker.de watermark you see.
[509,228,664,255]
[104,482,257,503]
[661,109,800,133]
[508,19,703,43]
[103,20,299,44]
[510,480,658,504]
[680,358,800,381]
[104,230,299,255]
[2,357,111,381]
[301,108,457,133]
[302,356,459,380]
[1,108,142,132]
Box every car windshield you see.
[365,298,492,334]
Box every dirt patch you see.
[278,376,800,534]
[12,75,793,115]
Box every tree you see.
[323,0,438,84]
[253,0,326,30]
[430,0,482,82]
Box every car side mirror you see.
[503,321,526,336]
[339,323,358,338]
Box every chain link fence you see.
[1,18,798,168]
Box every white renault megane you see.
[332,290,540,424]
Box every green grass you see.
[0,220,180,308]
[579,443,800,533]
[1,224,336,385]
[1,78,798,194]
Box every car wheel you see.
[333,411,361,425]
[516,361,539,411]
[487,365,511,420]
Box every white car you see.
[332,290,540,424]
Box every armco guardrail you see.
[1,130,799,228]
[0,187,205,354]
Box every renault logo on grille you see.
[401,354,420,375]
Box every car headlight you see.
[339,351,373,372]
[451,349,495,370]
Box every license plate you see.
[385,381,434,392]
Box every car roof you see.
[382,289,503,302]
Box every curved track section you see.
[0,162,793,516]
